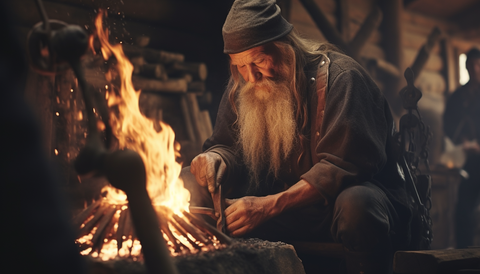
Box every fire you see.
[94,9,190,214]
[74,10,221,261]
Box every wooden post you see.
[378,0,404,117]
[348,6,383,60]
[336,0,350,42]
[298,0,349,53]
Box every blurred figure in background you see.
[443,47,480,248]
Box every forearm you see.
[268,179,325,217]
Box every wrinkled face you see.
[229,45,279,99]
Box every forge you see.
[21,2,306,273]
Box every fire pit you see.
[25,3,306,273]
[74,199,230,260]
[84,238,306,274]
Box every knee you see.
[332,184,391,251]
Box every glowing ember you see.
[74,10,226,261]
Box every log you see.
[72,198,102,229]
[116,207,128,251]
[188,81,206,94]
[92,205,118,254]
[167,62,208,81]
[172,214,212,246]
[132,76,188,93]
[183,211,232,245]
[393,248,480,274]
[180,95,197,143]
[200,110,213,138]
[91,205,117,250]
[134,63,168,80]
[122,44,184,64]
[160,222,185,252]
[169,216,202,251]
[78,202,110,237]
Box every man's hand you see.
[190,152,226,194]
[224,196,276,237]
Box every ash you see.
[86,238,305,274]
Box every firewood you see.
[160,222,184,252]
[167,62,207,81]
[180,95,197,143]
[78,202,110,237]
[173,214,212,246]
[170,216,202,250]
[132,76,188,93]
[73,199,102,229]
[183,211,232,245]
[134,64,168,80]
[116,207,128,250]
[188,81,206,94]
[122,44,184,64]
[200,110,213,138]
[91,205,117,251]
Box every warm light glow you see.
[75,10,202,261]
[77,111,83,121]
[459,53,469,85]
[54,149,58,155]
[94,9,190,214]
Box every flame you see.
[75,10,201,260]
[93,10,190,214]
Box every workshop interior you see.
[3,0,480,273]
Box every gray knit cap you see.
[222,0,293,54]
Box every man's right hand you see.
[190,152,227,194]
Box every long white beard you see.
[237,77,297,187]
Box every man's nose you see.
[246,66,261,83]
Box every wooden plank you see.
[404,48,443,72]
[393,248,480,274]
[72,199,102,228]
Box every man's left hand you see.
[224,196,276,237]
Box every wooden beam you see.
[410,27,443,82]
[335,0,350,41]
[394,248,480,274]
[297,0,349,53]
[348,6,383,60]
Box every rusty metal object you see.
[212,184,227,234]
[189,206,217,220]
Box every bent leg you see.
[332,182,396,274]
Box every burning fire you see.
[75,10,223,261]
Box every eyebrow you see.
[231,52,267,66]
